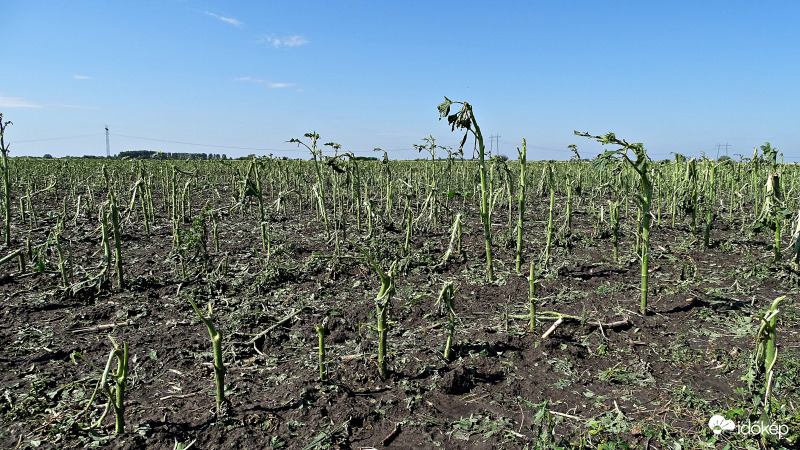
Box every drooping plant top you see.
[437,97,476,154]
[577,131,652,202]
[578,132,650,177]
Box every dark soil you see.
[0,161,799,449]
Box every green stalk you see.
[375,270,394,380]
[55,221,68,287]
[0,248,24,272]
[315,323,327,381]
[515,139,527,274]
[755,295,786,413]
[171,167,179,249]
[686,159,698,235]
[356,245,396,380]
[289,133,330,238]
[437,98,493,280]
[110,338,129,435]
[250,158,268,252]
[188,297,227,416]
[211,211,220,253]
[366,199,374,239]
[99,205,112,275]
[640,180,652,315]
[476,120,494,282]
[403,201,412,255]
[528,261,537,332]
[565,172,573,232]
[436,282,456,360]
[609,199,620,263]
[544,165,555,268]
[576,131,653,315]
[110,191,124,290]
[0,115,11,247]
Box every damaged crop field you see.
[1,116,800,448]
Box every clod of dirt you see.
[438,366,472,395]
[327,317,350,344]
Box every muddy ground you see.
[0,177,799,449]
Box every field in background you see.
[0,154,799,449]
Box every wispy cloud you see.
[204,11,243,27]
[72,75,91,80]
[256,34,309,48]
[50,103,98,109]
[0,94,41,108]
[235,77,295,89]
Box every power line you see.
[14,134,101,143]
[110,133,294,152]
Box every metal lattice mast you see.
[105,126,110,158]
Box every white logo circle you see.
[708,415,735,434]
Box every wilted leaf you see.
[437,97,453,119]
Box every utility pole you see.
[105,126,110,158]
[715,143,730,159]
[488,135,500,156]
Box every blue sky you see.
[3,1,799,160]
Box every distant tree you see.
[717,155,732,162]
[43,154,53,159]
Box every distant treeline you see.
[116,150,228,160]
[115,151,381,161]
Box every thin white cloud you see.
[204,11,243,27]
[72,75,91,80]
[50,103,98,109]
[282,35,309,47]
[268,82,294,88]
[235,77,295,89]
[256,34,309,48]
[0,94,41,108]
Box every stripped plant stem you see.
[437,213,462,269]
[435,281,456,360]
[101,168,125,290]
[543,164,555,268]
[754,295,786,415]
[0,114,11,247]
[528,261,537,332]
[289,133,330,238]
[188,296,228,417]
[108,337,129,435]
[437,97,493,280]
[355,244,396,380]
[316,320,327,381]
[515,139,527,274]
[577,131,653,315]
